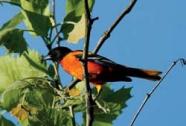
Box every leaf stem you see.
[93,0,137,54]
[129,58,185,126]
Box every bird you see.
[44,46,161,92]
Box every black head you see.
[45,47,72,62]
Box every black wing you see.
[74,52,119,66]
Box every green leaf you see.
[0,28,27,53]
[29,108,73,126]
[0,50,49,92]
[0,12,24,30]
[93,86,132,125]
[64,11,81,23]
[0,13,26,53]
[21,10,51,36]
[66,14,86,43]
[0,29,27,53]
[0,78,53,124]
[61,22,75,40]
[0,77,55,110]
[48,64,55,78]
[62,0,95,43]
[20,0,51,36]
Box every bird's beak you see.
[42,55,52,60]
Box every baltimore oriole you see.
[45,47,161,92]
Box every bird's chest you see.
[60,54,104,80]
[60,55,83,79]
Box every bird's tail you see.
[126,67,162,81]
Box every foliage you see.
[0,0,132,125]
[61,0,95,43]
[0,50,49,93]
[93,87,132,126]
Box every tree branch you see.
[82,0,94,126]
[93,0,137,54]
[129,58,186,126]
[66,0,137,89]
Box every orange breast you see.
[60,51,104,81]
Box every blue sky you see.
[0,0,186,126]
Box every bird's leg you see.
[67,78,81,89]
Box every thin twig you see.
[42,36,52,50]
[51,28,62,44]
[69,106,76,126]
[82,0,94,126]
[93,0,137,54]
[129,58,185,126]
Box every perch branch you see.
[82,0,94,126]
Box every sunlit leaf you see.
[67,14,86,43]
[62,0,95,43]
[0,50,48,92]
